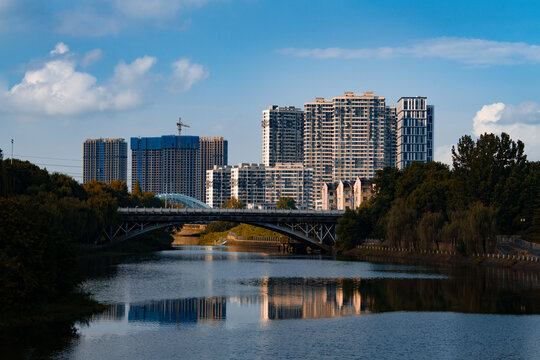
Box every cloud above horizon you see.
[56,0,210,36]
[278,37,540,66]
[2,43,157,116]
[168,58,209,93]
[1,42,210,118]
[473,101,540,159]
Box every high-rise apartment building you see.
[304,92,396,207]
[396,97,434,170]
[262,106,304,167]
[199,137,228,202]
[231,163,266,208]
[206,165,232,208]
[131,135,200,198]
[265,163,314,209]
[83,138,127,184]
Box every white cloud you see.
[435,145,453,166]
[114,0,209,20]
[80,49,104,67]
[473,102,540,159]
[50,42,69,55]
[278,37,540,66]
[55,0,210,36]
[169,58,208,93]
[3,44,156,116]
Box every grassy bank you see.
[340,247,540,271]
[199,224,287,245]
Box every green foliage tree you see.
[385,198,417,249]
[0,159,169,314]
[222,197,245,209]
[336,203,375,250]
[451,132,526,208]
[132,180,143,198]
[417,211,445,250]
[277,197,297,210]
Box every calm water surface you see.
[54,246,539,359]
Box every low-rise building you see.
[321,178,374,210]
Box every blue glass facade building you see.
[131,135,201,198]
[83,138,127,184]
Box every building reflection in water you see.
[260,277,372,321]
[93,268,539,325]
[92,303,125,321]
[128,297,226,324]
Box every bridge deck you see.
[114,208,344,252]
[118,208,344,223]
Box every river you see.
[53,246,539,359]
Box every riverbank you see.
[1,292,106,359]
[340,247,540,271]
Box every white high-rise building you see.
[304,92,396,208]
[206,165,232,208]
[231,163,266,208]
[396,97,434,170]
[262,105,304,167]
[264,163,314,209]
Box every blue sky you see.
[2,0,540,182]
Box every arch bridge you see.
[105,208,345,252]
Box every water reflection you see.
[129,297,226,324]
[94,271,539,327]
[260,277,372,320]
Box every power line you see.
[14,154,80,162]
[34,163,83,168]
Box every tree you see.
[385,198,417,249]
[336,203,375,250]
[417,212,445,250]
[222,197,245,209]
[464,202,497,254]
[277,197,297,210]
[336,209,362,250]
[451,132,526,209]
[132,180,143,198]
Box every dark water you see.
[51,246,538,359]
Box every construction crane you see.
[177,117,190,199]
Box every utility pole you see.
[11,139,13,165]
[177,117,190,200]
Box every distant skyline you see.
[2,0,540,182]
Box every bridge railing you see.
[117,207,345,216]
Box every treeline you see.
[337,133,540,254]
[0,159,162,312]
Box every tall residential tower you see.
[396,97,434,169]
[131,135,200,198]
[83,138,127,184]
[262,105,304,167]
[199,137,228,202]
[304,92,396,206]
